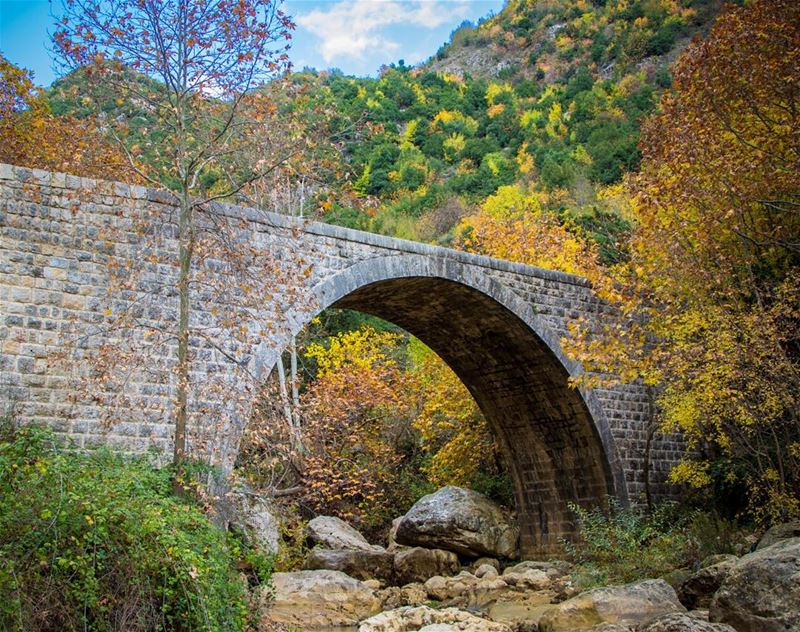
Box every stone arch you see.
[253,254,628,555]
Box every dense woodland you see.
[1,0,798,629]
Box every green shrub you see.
[565,501,748,589]
[565,501,694,588]
[0,425,257,631]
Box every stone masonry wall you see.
[0,163,682,519]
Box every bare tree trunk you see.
[290,335,299,410]
[174,196,193,468]
[276,353,294,428]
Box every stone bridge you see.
[0,164,679,555]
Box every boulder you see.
[388,516,407,553]
[424,568,557,612]
[226,490,281,554]
[304,547,395,582]
[424,572,478,601]
[394,546,460,585]
[378,582,429,609]
[470,557,500,573]
[755,521,800,550]
[466,575,517,610]
[661,568,693,593]
[709,537,800,632]
[259,569,381,628]
[501,567,551,591]
[395,486,519,558]
[642,613,737,631]
[359,605,512,631]
[306,515,383,552]
[474,563,499,579]
[700,554,738,568]
[678,557,737,609]
[503,559,572,581]
[537,579,685,631]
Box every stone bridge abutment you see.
[0,164,680,555]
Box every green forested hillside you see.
[284,0,723,244]
[44,0,724,251]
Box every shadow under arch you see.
[257,253,628,555]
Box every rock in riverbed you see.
[709,537,800,632]
[258,569,381,628]
[359,605,512,631]
[537,578,685,631]
[307,515,385,552]
[395,486,519,559]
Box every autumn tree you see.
[0,55,132,180]
[410,338,503,491]
[566,0,800,522]
[297,326,420,531]
[52,0,301,469]
[456,184,608,279]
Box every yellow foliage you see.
[432,110,478,134]
[668,461,711,489]
[401,120,419,149]
[456,185,602,279]
[301,326,418,529]
[485,82,514,106]
[409,339,498,487]
[487,103,506,118]
[516,143,535,174]
[443,132,466,161]
[564,0,800,523]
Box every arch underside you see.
[324,269,620,555]
[249,254,627,556]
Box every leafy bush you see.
[564,501,745,589]
[0,425,257,631]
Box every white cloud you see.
[296,0,470,63]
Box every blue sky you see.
[0,0,504,86]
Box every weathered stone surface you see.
[643,613,737,632]
[0,163,685,558]
[394,547,460,585]
[501,567,552,590]
[700,554,738,568]
[755,521,800,550]
[306,515,383,552]
[503,560,572,580]
[422,567,558,613]
[474,563,499,579]
[538,579,685,631]
[678,557,737,609]
[661,569,693,593]
[470,557,501,573]
[304,547,395,582]
[259,570,381,628]
[709,537,800,632]
[226,490,281,554]
[424,573,478,602]
[466,576,516,609]
[487,592,556,629]
[396,486,519,558]
[388,516,406,553]
[378,583,429,610]
[359,605,512,631]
